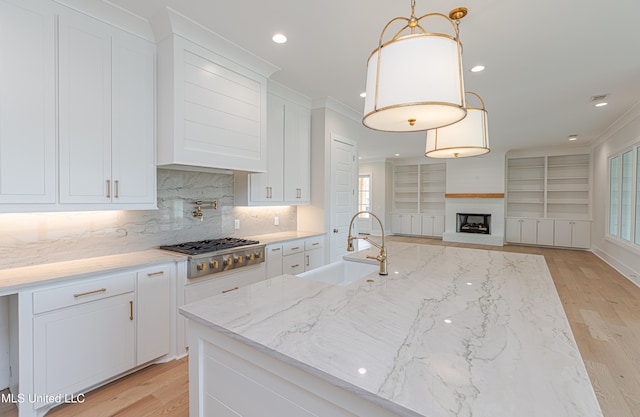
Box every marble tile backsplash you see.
[0,169,297,269]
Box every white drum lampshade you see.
[362,4,468,132]
[425,92,490,158]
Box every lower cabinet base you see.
[188,321,402,417]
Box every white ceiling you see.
[110,0,640,161]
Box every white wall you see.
[591,104,640,285]
[445,151,506,193]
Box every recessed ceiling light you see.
[568,135,578,141]
[394,153,400,157]
[444,319,452,324]
[360,92,367,98]
[358,368,367,375]
[470,65,485,72]
[272,33,287,44]
[595,102,608,107]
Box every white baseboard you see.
[591,246,640,288]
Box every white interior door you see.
[330,134,357,262]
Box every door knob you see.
[333,228,339,233]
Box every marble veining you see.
[0,169,297,269]
[180,242,603,417]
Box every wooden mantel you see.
[445,193,505,199]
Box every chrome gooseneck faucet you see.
[347,211,388,276]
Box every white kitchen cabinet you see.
[266,244,284,279]
[136,265,173,365]
[283,99,311,204]
[554,220,591,249]
[157,18,279,173]
[33,273,136,408]
[235,82,311,206]
[506,218,550,245]
[391,214,421,235]
[268,236,325,277]
[58,9,156,208]
[246,94,286,203]
[0,0,56,206]
[304,236,325,271]
[506,218,537,244]
[536,219,555,246]
[421,215,445,237]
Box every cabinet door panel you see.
[0,0,56,204]
[266,245,283,278]
[111,32,156,205]
[33,293,135,405]
[283,102,310,204]
[536,219,554,246]
[136,265,172,365]
[433,215,445,236]
[505,218,522,243]
[304,248,324,272]
[553,220,573,247]
[391,214,403,234]
[58,12,112,204]
[520,219,537,245]
[571,221,591,249]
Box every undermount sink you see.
[296,260,379,286]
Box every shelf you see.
[507,200,544,204]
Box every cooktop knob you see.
[196,262,207,271]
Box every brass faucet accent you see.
[347,211,388,276]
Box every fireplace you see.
[456,213,491,235]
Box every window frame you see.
[607,142,640,250]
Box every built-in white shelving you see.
[506,153,591,248]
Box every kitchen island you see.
[179,241,603,417]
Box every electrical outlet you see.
[274,216,279,226]
[234,219,240,229]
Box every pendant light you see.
[425,92,490,158]
[362,1,468,132]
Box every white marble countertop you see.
[0,250,187,295]
[180,241,603,417]
[243,230,324,245]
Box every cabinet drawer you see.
[266,244,283,259]
[304,236,324,251]
[184,264,265,305]
[282,252,304,275]
[282,240,304,256]
[33,272,135,315]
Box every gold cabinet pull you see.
[291,264,300,268]
[222,287,239,294]
[115,180,119,198]
[73,288,107,298]
[129,300,133,321]
[106,180,111,198]
[147,271,164,277]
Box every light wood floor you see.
[2,237,639,417]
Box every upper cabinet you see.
[0,0,157,212]
[235,82,311,206]
[155,9,279,173]
[58,10,156,207]
[0,0,56,205]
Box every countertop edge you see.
[0,250,187,295]
[244,231,325,246]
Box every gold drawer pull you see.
[73,288,107,298]
[312,242,319,246]
[222,287,239,294]
[147,271,165,277]
[106,180,111,198]
[129,300,133,321]
[271,248,281,251]
[290,247,300,250]
[115,180,119,199]
[291,264,300,268]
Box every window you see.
[609,156,619,236]
[358,174,371,217]
[608,143,640,248]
